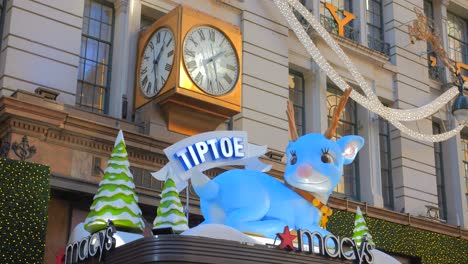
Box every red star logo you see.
[276,226,296,251]
[56,247,65,264]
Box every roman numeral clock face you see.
[183,26,239,95]
[139,28,175,97]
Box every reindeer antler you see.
[286,101,299,142]
[324,88,352,139]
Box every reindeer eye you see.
[321,148,333,164]
[290,151,297,165]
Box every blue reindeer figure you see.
[192,89,364,238]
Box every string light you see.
[0,159,50,263]
[328,210,468,263]
[274,0,465,142]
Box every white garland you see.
[154,214,188,225]
[94,188,137,200]
[108,159,130,167]
[158,203,185,214]
[90,200,142,215]
[274,0,465,142]
[104,167,133,178]
[99,179,135,189]
[85,212,144,226]
[159,196,182,203]
[111,152,127,158]
[161,186,178,196]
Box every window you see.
[289,70,305,136]
[447,13,467,77]
[379,116,393,209]
[319,0,359,42]
[366,0,389,55]
[461,134,468,205]
[131,166,160,190]
[0,0,6,50]
[76,0,114,113]
[424,0,444,81]
[433,123,447,220]
[327,85,359,199]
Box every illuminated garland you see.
[274,0,465,142]
[0,158,50,264]
[328,210,468,264]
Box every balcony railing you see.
[368,34,390,56]
[294,10,392,57]
[428,65,445,82]
[320,15,360,42]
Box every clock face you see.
[183,26,239,96]
[139,28,175,97]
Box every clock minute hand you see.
[211,50,226,62]
[210,44,219,82]
[154,45,165,65]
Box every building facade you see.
[0,0,467,263]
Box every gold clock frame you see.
[181,24,240,96]
[134,5,242,135]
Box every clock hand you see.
[202,50,226,67]
[200,48,211,86]
[211,50,226,62]
[210,44,219,84]
[152,44,165,90]
[154,61,159,91]
[155,44,165,65]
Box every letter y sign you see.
[325,3,355,37]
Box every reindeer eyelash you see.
[289,150,297,165]
[321,148,330,154]
[321,148,334,164]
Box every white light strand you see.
[273,0,465,142]
[283,0,460,122]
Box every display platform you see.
[104,235,352,264]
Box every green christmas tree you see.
[153,173,189,233]
[84,130,145,233]
[352,206,375,248]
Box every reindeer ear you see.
[337,135,364,165]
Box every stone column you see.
[354,0,368,46]
[308,62,328,134]
[385,0,439,216]
[357,82,384,207]
[431,0,467,228]
[125,0,142,121]
[109,0,141,120]
[433,0,450,83]
[442,120,468,227]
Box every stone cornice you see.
[0,92,286,175]
[114,0,129,14]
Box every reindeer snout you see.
[297,164,313,178]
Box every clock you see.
[182,26,239,96]
[139,28,175,98]
[134,5,242,135]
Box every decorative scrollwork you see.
[408,8,458,81]
[0,139,10,158]
[11,136,36,161]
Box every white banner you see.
[151,131,272,191]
